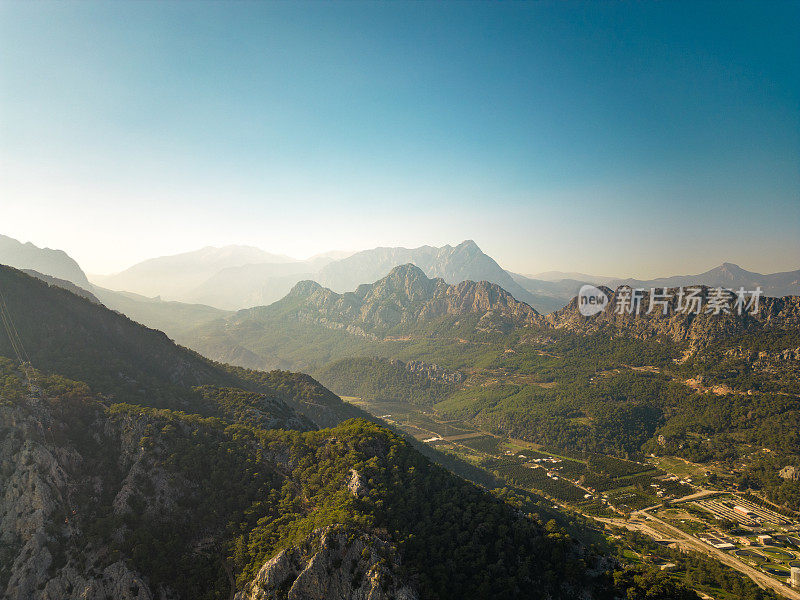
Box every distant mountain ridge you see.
[527,270,616,285]
[315,240,541,308]
[607,262,800,298]
[86,239,555,312]
[91,244,296,299]
[512,263,800,314]
[187,258,329,309]
[0,234,90,288]
[3,232,798,319]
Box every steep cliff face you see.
[0,397,153,600]
[547,286,800,351]
[235,526,418,600]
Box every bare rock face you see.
[0,400,154,600]
[283,264,543,337]
[548,286,800,351]
[346,469,367,498]
[235,526,418,600]
[780,465,800,482]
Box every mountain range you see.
[88,240,549,311]
[0,240,794,599]
[1,233,798,320]
[90,244,298,300]
[181,264,545,374]
[0,264,619,600]
[607,262,800,298]
[548,284,800,351]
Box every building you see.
[791,566,800,589]
[757,534,774,545]
[698,535,736,550]
[734,505,756,518]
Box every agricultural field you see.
[489,460,587,502]
[458,434,505,454]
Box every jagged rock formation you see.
[235,526,417,600]
[0,396,154,600]
[346,469,368,497]
[547,286,800,351]
[779,466,800,482]
[179,264,544,373]
[276,263,543,335]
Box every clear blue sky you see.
[1,1,798,276]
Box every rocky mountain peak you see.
[288,279,325,298]
[257,265,542,340]
[363,263,439,302]
[454,239,481,253]
[714,262,748,279]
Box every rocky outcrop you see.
[235,526,418,600]
[0,398,154,600]
[346,469,367,498]
[272,264,543,336]
[547,286,800,351]
[779,466,800,482]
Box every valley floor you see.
[342,395,800,600]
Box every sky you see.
[1,1,798,277]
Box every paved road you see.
[668,489,723,503]
[634,511,800,600]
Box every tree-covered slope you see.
[1,361,619,600]
[317,356,457,405]
[0,265,360,426]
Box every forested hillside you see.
[0,265,361,426]
[0,263,714,600]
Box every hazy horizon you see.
[2,2,799,276]
[4,233,798,282]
